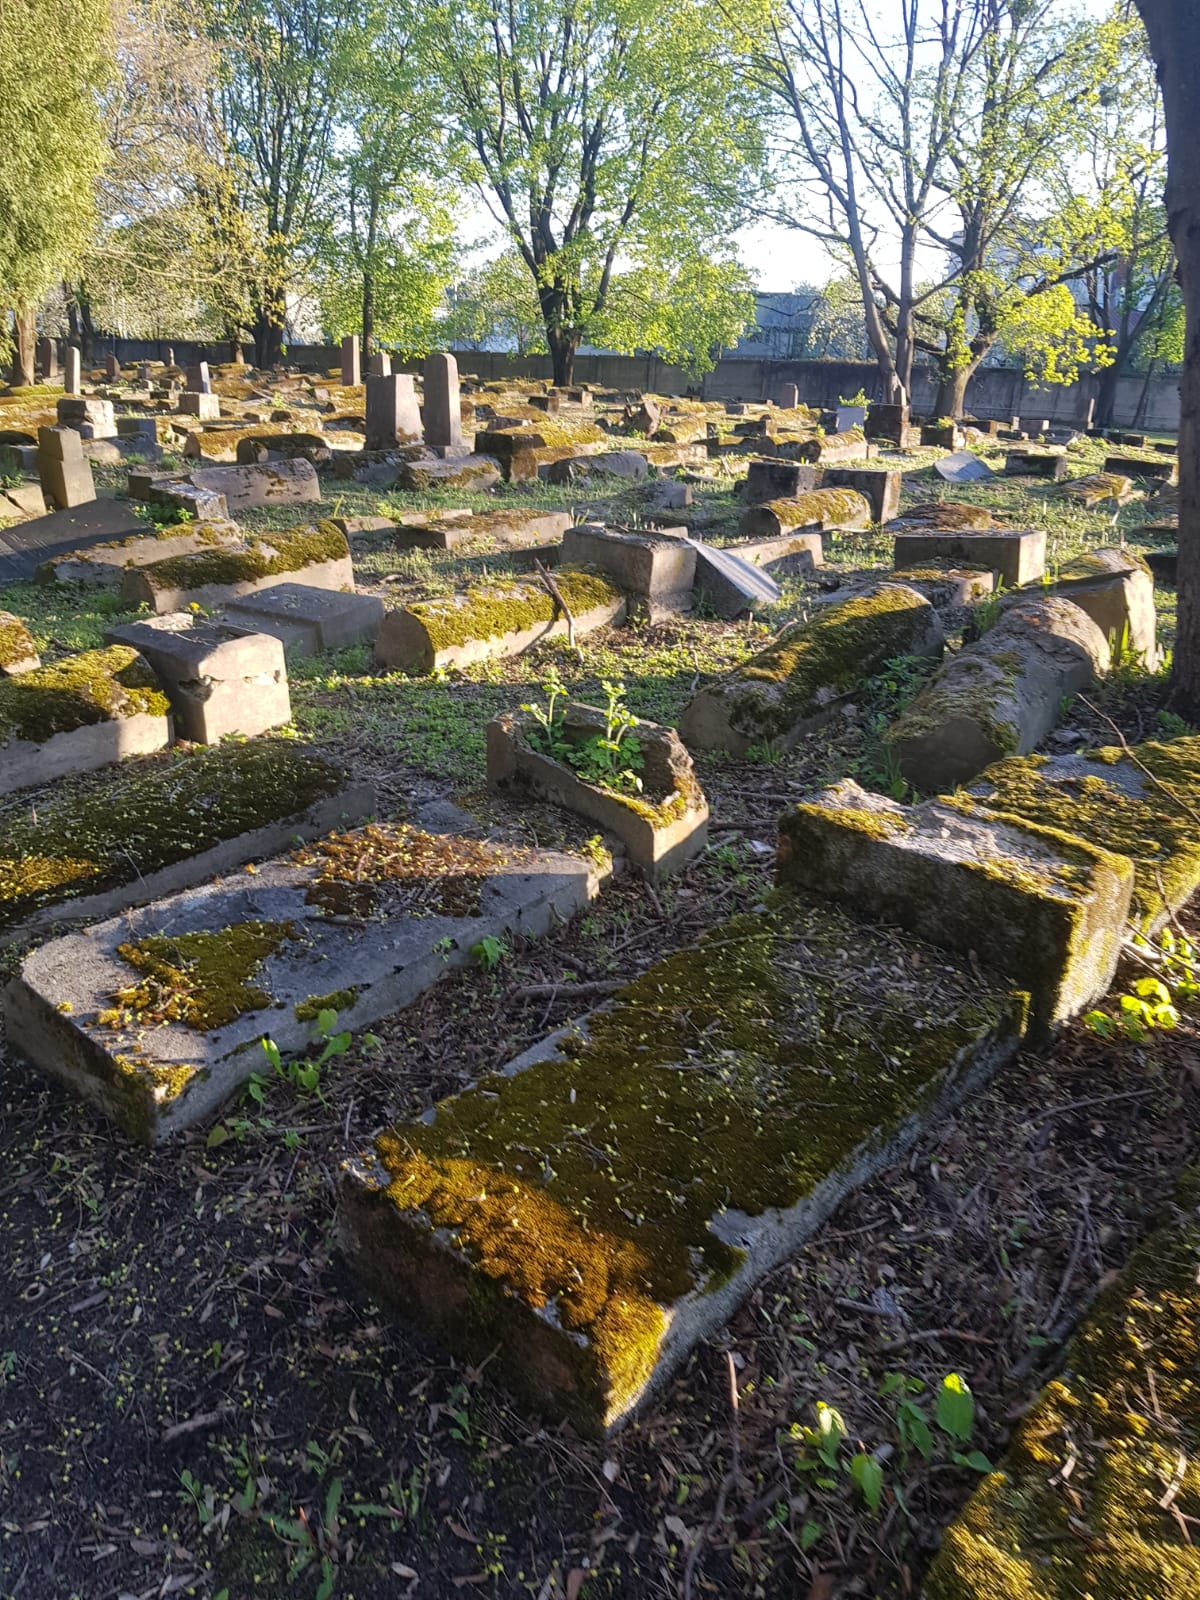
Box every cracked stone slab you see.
[5,825,607,1142]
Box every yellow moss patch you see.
[0,645,169,745]
[112,920,297,1030]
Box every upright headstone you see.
[105,354,121,380]
[423,351,463,452]
[774,382,799,409]
[38,338,58,381]
[367,351,392,378]
[1079,396,1096,431]
[138,362,153,384]
[64,347,82,395]
[166,346,175,368]
[186,361,212,394]
[340,334,361,387]
[37,426,96,509]
[365,373,422,449]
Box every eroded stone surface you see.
[336,895,1025,1436]
[559,525,695,620]
[894,527,1045,587]
[222,584,384,656]
[121,522,353,613]
[5,825,606,1141]
[103,616,290,742]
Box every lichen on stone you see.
[139,519,349,592]
[0,645,169,746]
[111,919,298,1030]
[410,568,619,654]
[295,822,520,919]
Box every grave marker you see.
[423,351,464,452]
[340,334,361,387]
[365,373,422,449]
[37,426,95,510]
[64,347,81,394]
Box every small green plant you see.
[471,933,508,971]
[248,1009,352,1110]
[523,672,645,793]
[1156,708,1195,740]
[838,389,869,408]
[1084,927,1200,1041]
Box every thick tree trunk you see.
[362,271,375,359]
[10,306,36,386]
[1135,0,1200,716]
[1094,359,1122,430]
[547,327,576,387]
[933,366,969,421]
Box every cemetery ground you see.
[0,392,1197,1600]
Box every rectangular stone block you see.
[104,615,290,742]
[1102,452,1177,484]
[691,542,781,618]
[56,397,116,439]
[336,894,1025,1435]
[40,519,243,586]
[179,392,221,420]
[365,374,422,449]
[5,825,607,1141]
[341,334,360,387]
[741,458,819,504]
[865,402,909,443]
[64,348,81,394]
[778,778,1133,1034]
[822,466,901,524]
[122,523,353,614]
[836,404,867,432]
[186,362,212,394]
[893,528,1045,588]
[1004,450,1068,479]
[0,645,171,796]
[474,429,546,481]
[36,426,95,510]
[222,583,384,656]
[184,460,320,513]
[559,524,696,620]
[423,351,463,451]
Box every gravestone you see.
[186,361,212,394]
[1005,450,1068,480]
[893,527,1045,587]
[105,354,121,380]
[423,351,463,452]
[222,583,385,657]
[774,383,799,409]
[742,459,819,503]
[836,403,868,433]
[38,338,58,381]
[559,524,696,620]
[56,396,116,438]
[365,373,422,449]
[178,392,220,420]
[341,334,361,387]
[367,351,391,378]
[138,362,152,384]
[64,347,81,395]
[115,417,160,460]
[865,401,909,445]
[37,426,96,510]
[165,347,175,366]
[822,465,901,524]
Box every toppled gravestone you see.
[392,509,572,552]
[121,521,354,613]
[4,824,607,1141]
[336,894,1026,1437]
[886,595,1110,792]
[221,584,384,657]
[0,741,373,943]
[545,450,650,485]
[1103,451,1177,484]
[737,487,871,541]
[0,645,171,796]
[1005,449,1068,480]
[131,460,320,514]
[38,519,243,587]
[396,455,502,493]
[821,466,901,523]
[893,526,1045,587]
[892,501,1000,532]
[103,614,290,742]
[964,734,1200,934]
[679,582,943,756]
[488,702,709,880]
[925,1162,1200,1600]
[690,542,781,618]
[375,569,625,674]
[559,524,695,620]
[777,778,1132,1034]
[0,612,39,675]
[740,460,819,503]
[1061,471,1135,506]
[1034,546,1159,667]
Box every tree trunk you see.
[1135,0,1200,716]
[10,306,36,386]
[1094,358,1122,430]
[547,327,576,387]
[1132,358,1158,430]
[362,270,375,359]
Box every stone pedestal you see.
[341,334,360,387]
[179,392,220,420]
[37,426,96,509]
[365,374,422,449]
[423,351,463,451]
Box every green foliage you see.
[1084,927,1200,1042]
[523,671,646,793]
[470,933,508,971]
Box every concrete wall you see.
[89,335,1180,433]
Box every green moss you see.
[0,612,37,671]
[0,645,169,745]
[1057,545,1151,581]
[294,987,359,1022]
[0,741,349,933]
[926,1164,1200,1600]
[886,647,1024,766]
[366,894,1018,1429]
[895,502,999,532]
[764,488,868,529]
[714,585,937,742]
[112,919,297,1030]
[411,568,620,655]
[139,520,349,592]
[965,737,1200,929]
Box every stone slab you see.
[893,528,1045,588]
[0,499,155,585]
[395,455,501,492]
[1103,453,1177,483]
[5,825,606,1141]
[185,460,321,512]
[778,778,1132,1033]
[741,459,820,504]
[1004,450,1068,480]
[680,582,944,756]
[933,451,995,484]
[1033,547,1159,667]
[738,488,871,541]
[336,894,1025,1436]
[38,520,243,586]
[179,393,220,420]
[56,397,116,438]
[487,704,709,881]
[103,615,290,742]
[0,744,374,943]
[821,466,901,524]
[690,542,781,618]
[0,645,171,796]
[392,510,572,553]
[559,525,695,620]
[376,570,626,674]
[121,525,353,614]
[222,583,385,656]
[717,531,824,579]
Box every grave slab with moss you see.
[392,509,572,553]
[559,525,696,621]
[0,645,171,797]
[893,527,1045,588]
[487,703,708,880]
[891,502,1001,533]
[4,823,607,1141]
[963,735,1200,934]
[0,611,38,675]
[0,741,373,944]
[737,487,871,541]
[375,568,626,674]
[1030,546,1159,668]
[336,895,1027,1438]
[886,596,1111,794]
[121,521,353,613]
[36,518,244,587]
[925,1164,1200,1600]
[778,778,1132,1034]
[679,582,944,756]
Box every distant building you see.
[728,291,822,359]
